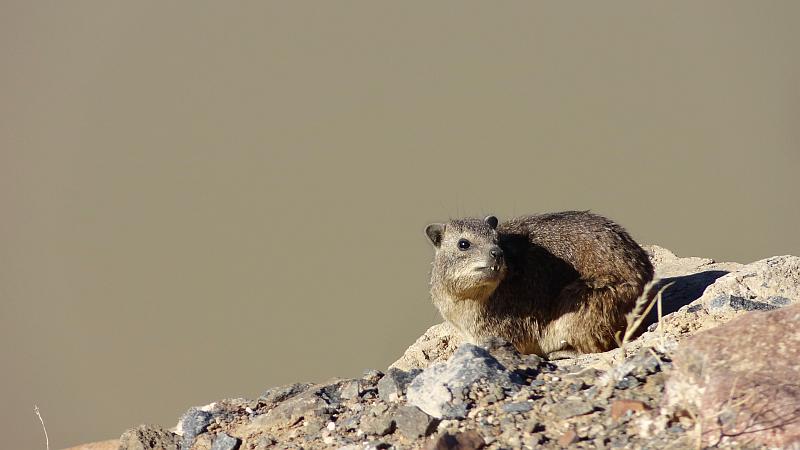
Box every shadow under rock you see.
[638,270,730,332]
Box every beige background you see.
[2,1,799,448]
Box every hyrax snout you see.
[425,211,654,359]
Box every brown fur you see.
[425,211,654,359]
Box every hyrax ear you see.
[484,215,499,230]
[425,223,446,248]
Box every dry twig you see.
[615,281,674,353]
[34,405,50,450]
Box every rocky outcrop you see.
[114,247,800,450]
[666,303,800,448]
[390,246,797,371]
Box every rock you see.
[474,337,524,369]
[522,418,541,433]
[390,322,462,371]
[406,343,521,419]
[610,399,648,420]
[259,383,312,405]
[394,405,438,439]
[709,293,789,311]
[665,303,800,448]
[339,380,361,400]
[337,415,360,432]
[377,367,420,402]
[361,369,384,385]
[501,402,533,414]
[191,433,213,450]
[699,255,800,307]
[427,430,485,450]
[118,425,180,450]
[210,432,240,450]
[557,429,579,447]
[359,414,396,436]
[235,390,329,436]
[697,254,800,317]
[665,255,800,332]
[551,400,594,419]
[316,378,351,407]
[615,376,641,390]
[252,436,276,449]
[644,245,733,277]
[178,408,214,449]
[639,246,740,330]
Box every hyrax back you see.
[425,211,654,359]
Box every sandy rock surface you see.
[111,246,800,450]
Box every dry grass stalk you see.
[34,405,50,450]
[615,280,674,353]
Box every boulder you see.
[406,343,522,419]
[665,303,800,448]
[377,367,421,402]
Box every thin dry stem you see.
[615,281,674,354]
[34,405,50,450]
[657,286,665,349]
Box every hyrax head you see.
[425,215,506,300]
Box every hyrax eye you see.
[457,239,471,250]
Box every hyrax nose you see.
[490,246,504,259]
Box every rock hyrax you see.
[425,211,654,359]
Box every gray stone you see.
[304,415,329,434]
[522,419,541,433]
[501,402,533,413]
[377,367,420,402]
[406,343,522,419]
[338,415,360,432]
[240,390,329,433]
[699,255,800,308]
[394,405,438,439]
[179,408,214,449]
[211,432,240,450]
[359,414,396,436]
[707,294,784,311]
[551,400,595,419]
[370,403,389,416]
[259,383,312,404]
[615,376,641,390]
[253,436,276,450]
[339,380,361,400]
[118,424,180,450]
[476,336,524,369]
[316,379,350,407]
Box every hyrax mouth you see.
[475,264,503,273]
